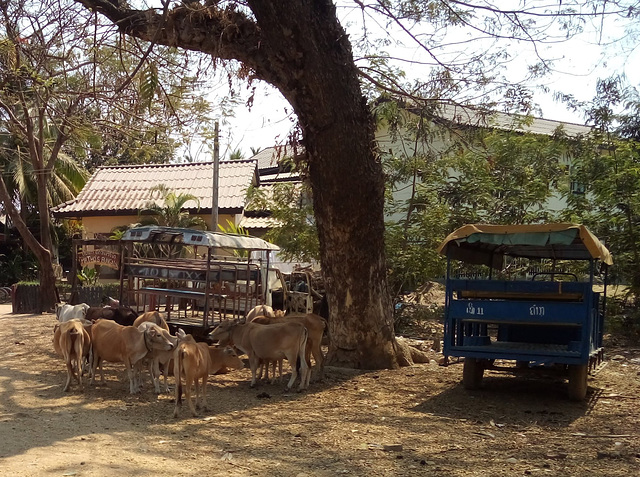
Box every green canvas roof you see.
[437,223,613,268]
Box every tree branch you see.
[73,0,268,77]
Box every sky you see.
[200,2,640,160]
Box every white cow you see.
[55,303,90,322]
[245,304,276,321]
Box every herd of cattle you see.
[52,302,327,417]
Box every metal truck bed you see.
[438,224,612,400]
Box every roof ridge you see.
[438,103,592,130]
[96,159,258,170]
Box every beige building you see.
[375,104,594,222]
[51,160,260,238]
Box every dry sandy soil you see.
[1,305,639,477]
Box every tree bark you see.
[36,168,58,312]
[75,0,398,368]
[249,2,397,368]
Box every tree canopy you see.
[0,0,218,310]
[69,0,640,367]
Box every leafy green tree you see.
[0,0,216,311]
[247,183,319,263]
[560,78,640,296]
[379,102,573,296]
[82,52,215,172]
[0,0,98,310]
[75,0,638,368]
[376,103,452,295]
[442,126,569,226]
[139,184,207,230]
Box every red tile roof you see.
[52,161,257,217]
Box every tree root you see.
[394,337,431,366]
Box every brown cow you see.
[90,319,175,394]
[165,343,244,377]
[173,335,211,417]
[253,312,327,381]
[53,319,92,392]
[209,320,309,391]
[133,310,169,331]
[137,324,185,394]
[172,341,245,418]
[207,346,245,375]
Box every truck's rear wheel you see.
[568,364,588,401]
[463,358,484,390]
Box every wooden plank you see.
[138,287,207,299]
[458,290,583,301]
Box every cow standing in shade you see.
[209,320,310,391]
[90,319,175,394]
[252,312,327,382]
[173,335,211,417]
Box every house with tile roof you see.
[238,145,304,233]
[51,160,259,239]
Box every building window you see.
[570,180,586,194]
[569,165,586,195]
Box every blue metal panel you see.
[448,279,587,295]
[448,300,586,324]
[443,277,600,366]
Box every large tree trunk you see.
[75,0,399,368]
[248,2,397,368]
[36,172,58,312]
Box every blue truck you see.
[438,224,613,400]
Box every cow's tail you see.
[320,316,329,340]
[68,328,80,357]
[296,327,309,382]
[175,346,185,406]
[87,342,93,378]
[68,328,83,379]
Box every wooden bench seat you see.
[458,290,583,301]
[138,287,208,299]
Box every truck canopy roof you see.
[121,226,280,252]
[437,223,613,268]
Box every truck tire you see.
[463,358,484,390]
[568,364,588,401]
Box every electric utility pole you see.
[211,121,219,231]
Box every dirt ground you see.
[1,305,639,477]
